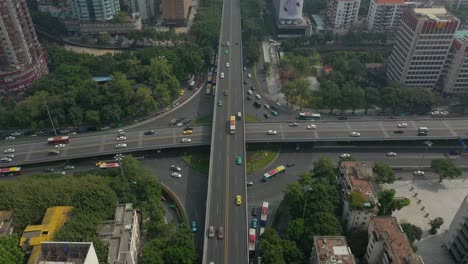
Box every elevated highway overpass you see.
[0,119,467,167]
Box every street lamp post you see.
[114,153,125,178]
[302,187,313,219]
[418,141,433,170]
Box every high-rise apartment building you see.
[441,30,468,93]
[365,217,424,264]
[445,195,468,263]
[162,0,190,26]
[0,0,49,96]
[338,161,379,233]
[367,0,425,32]
[386,8,459,89]
[130,0,155,20]
[310,236,356,264]
[326,0,361,31]
[69,0,120,21]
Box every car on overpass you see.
[340,153,351,158]
[350,132,361,137]
[115,143,127,149]
[183,129,193,135]
[386,152,397,157]
[181,138,191,143]
[170,165,181,171]
[267,130,277,135]
[116,136,126,141]
[171,172,182,178]
[398,123,408,128]
[236,195,242,205]
[208,226,214,238]
[289,122,298,127]
[144,130,155,135]
[4,148,15,153]
[218,227,224,239]
[307,125,317,130]
[55,144,66,148]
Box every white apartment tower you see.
[327,0,361,31]
[445,195,468,263]
[386,8,459,89]
[441,31,468,94]
[69,0,120,20]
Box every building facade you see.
[161,0,190,26]
[326,0,361,31]
[79,14,142,34]
[441,31,468,94]
[36,242,99,264]
[386,8,459,89]
[445,195,468,263]
[365,217,424,264]
[366,0,426,32]
[0,0,49,96]
[98,203,140,264]
[69,0,120,21]
[338,161,379,233]
[310,236,356,264]
[130,0,155,20]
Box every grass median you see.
[246,143,280,175]
[182,147,210,174]
[244,115,260,122]
[193,115,213,124]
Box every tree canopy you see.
[0,235,24,264]
[378,189,410,216]
[431,159,462,182]
[373,162,396,184]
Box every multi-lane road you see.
[1,119,468,166]
[203,0,248,261]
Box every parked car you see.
[413,170,425,176]
[386,152,397,157]
[170,165,181,171]
[171,172,182,178]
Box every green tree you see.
[431,159,462,182]
[85,110,100,125]
[282,79,311,110]
[320,80,341,113]
[305,212,342,236]
[260,228,285,264]
[0,235,24,264]
[401,223,422,243]
[287,218,304,243]
[378,189,410,216]
[97,32,112,44]
[460,92,468,108]
[364,87,380,114]
[282,239,304,264]
[429,217,444,235]
[373,162,396,184]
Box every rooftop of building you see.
[36,241,98,264]
[371,217,423,264]
[455,30,468,43]
[413,7,457,21]
[340,161,377,209]
[311,14,326,31]
[97,203,138,263]
[374,0,405,5]
[313,236,356,264]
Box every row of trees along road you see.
[0,156,198,263]
[279,50,439,114]
[241,0,268,65]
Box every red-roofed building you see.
[366,217,424,264]
[338,161,379,233]
[310,236,356,264]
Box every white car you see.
[247,73,252,78]
[181,138,191,143]
[171,172,182,178]
[226,41,230,47]
[267,130,277,135]
[431,110,440,115]
[226,62,230,67]
[243,67,247,71]
[247,90,253,95]
[170,165,181,171]
[116,136,126,141]
[5,136,15,140]
[306,125,317,130]
[397,123,408,128]
[440,111,449,115]
[255,94,261,99]
[0,157,12,162]
[413,170,425,176]
[350,132,361,137]
[386,152,397,157]
[54,144,66,148]
[340,153,351,158]
[5,154,14,158]
[221,72,225,79]
[11,132,21,136]
[4,149,15,154]
[264,104,270,109]
[289,122,299,127]
[115,143,127,149]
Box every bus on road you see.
[260,202,269,226]
[298,112,321,120]
[99,163,120,169]
[207,72,213,83]
[0,167,22,177]
[249,228,256,252]
[47,136,71,145]
[229,116,236,134]
[263,165,286,181]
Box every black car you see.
[338,116,347,120]
[244,80,248,85]
[251,86,256,91]
[254,101,261,108]
[183,119,192,125]
[144,130,155,135]
[264,114,270,119]
[252,207,258,217]
[286,163,295,167]
[450,150,461,155]
[247,96,252,100]
[394,130,404,134]
[271,105,278,111]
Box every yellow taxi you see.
[183,130,193,135]
[179,90,185,96]
[236,195,242,205]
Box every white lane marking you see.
[443,120,457,137]
[345,122,352,131]
[99,134,106,152]
[379,122,389,138]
